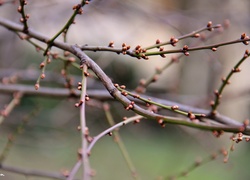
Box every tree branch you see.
[0,164,66,179]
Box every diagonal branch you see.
[71,45,250,134]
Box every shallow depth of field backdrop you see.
[0,0,250,180]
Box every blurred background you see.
[0,0,250,179]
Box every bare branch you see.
[0,164,66,179]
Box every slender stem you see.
[143,24,221,50]
[0,92,23,125]
[211,51,250,112]
[144,38,250,57]
[69,115,143,179]
[0,106,40,163]
[168,153,218,179]
[18,0,29,33]
[87,115,143,154]
[67,160,82,180]
[43,0,87,55]
[79,64,91,180]
[103,103,139,179]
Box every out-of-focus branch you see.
[0,83,246,129]
[67,160,81,180]
[0,92,23,125]
[103,103,139,179]
[0,164,66,180]
[211,50,250,113]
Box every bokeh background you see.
[0,0,250,179]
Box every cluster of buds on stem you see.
[170,37,178,46]
[182,45,189,56]
[125,101,134,111]
[240,33,249,45]
[134,45,147,59]
[121,43,130,55]
[207,21,213,31]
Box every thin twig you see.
[142,23,222,50]
[0,92,23,125]
[0,106,40,163]
[103,103,140,179]
[18,0,29,33]
[67,160,82,180]
[43,0,87,55]
[211,50,250,113]
[79,64,91,180]
[87,115,143,154]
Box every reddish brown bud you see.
[64,51,70,57]
[188,112,196,120]
[183,45,189,51]
[135,45,141,50]
[120,85,126,89]
[241,33,247,40]
[108,41,114,47]
[211,47,217,51]
[85,95,90,101]
[156,39,161,44]
[207,21,213,31]
[133,119,140,124]
[40,62,45,69]
[34,83,39,90]
[107,132,112,136]
[232,67,241,73]
[170,37,178,46]
[171,105,179,110]
[121,91,128,96]
[84,71,90,77]
[40,73,45,79]
[193,33,200,38]
[17,6,22,13]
